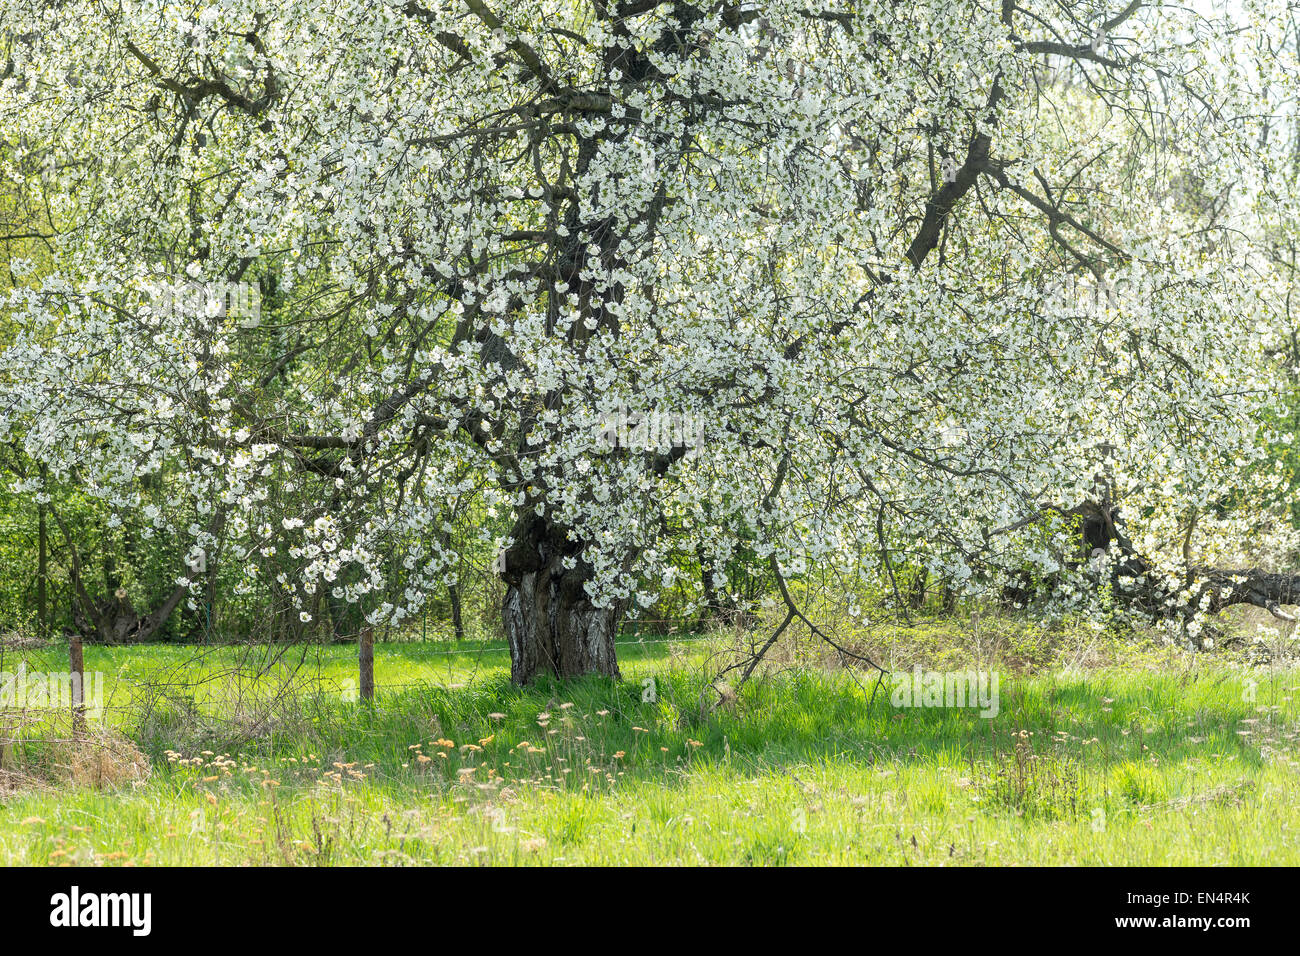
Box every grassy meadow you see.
[1,619,1298,866]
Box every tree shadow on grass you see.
[233,663,1289,803]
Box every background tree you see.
[0,0,1294,680]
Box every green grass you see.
[1,634,1298,865]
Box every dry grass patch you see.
[55,729,151,788]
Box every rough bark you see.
[499,513,623,684]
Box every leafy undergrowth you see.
[1,634,1298,865]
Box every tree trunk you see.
[694,544,738,629]
[358,626,374,702]
[449,582,465,642]
[439,528,466,642]
[1018,499,1300,648]
[499,514,623,684]
[52,506,210,645]
[905,565,928,610]
[37,494,48,637]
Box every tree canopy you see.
[2,0,1299,679]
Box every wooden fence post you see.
[359,627,374,703]
[69,632,86,737]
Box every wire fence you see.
[0,625,737,759]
